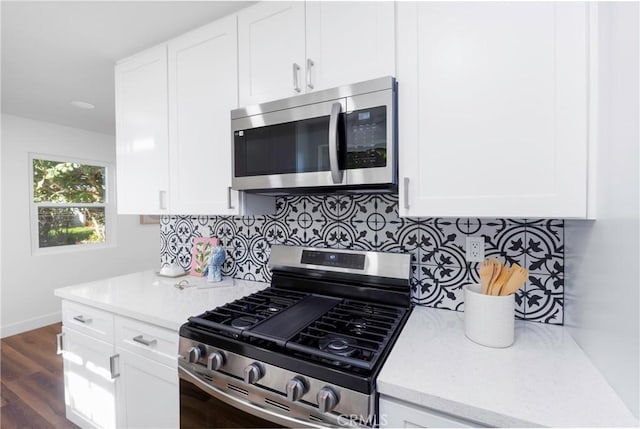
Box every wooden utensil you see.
[495,266,517,296]
[500,265,529,296]
[487,259,501,294]
[488,262,508,295]
[479,260,493,294]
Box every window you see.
[30,154,114,252]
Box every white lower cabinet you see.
[114,315,179,428]
[115,348,178,429]
[379,396,485,428]
[61,326,118,429]
[60,301,179,429]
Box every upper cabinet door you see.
[168,16,240,215]
[305,1,395,91]
[397,2,590,218]
[115,45,169,214]
[238,1,306,106]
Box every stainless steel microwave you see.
[231,77,397,194]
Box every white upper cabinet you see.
[238,1,306,106]
[115,16,266,215]
[238,1,395,107]
[115,45,169,215]
[397,2,592,219]
[305,1,395,91]
[168,15,240,215]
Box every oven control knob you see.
[186,345,203,363]
[317,386,340,413]
[243,363,263,385]
[286,377,308,402]
[207,352,225,371]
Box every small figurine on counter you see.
[203,245,226,282]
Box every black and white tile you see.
[160,194,564,324]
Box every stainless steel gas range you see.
[178,245,412,428]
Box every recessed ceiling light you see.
[70,100,95,110]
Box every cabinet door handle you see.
[110,354,120,379]
[292,63,301,93]
[159,190,167,210]
[227,186,235,210]
[56,332,64,355]
[73,315,92,324]
[133,335,157,347]
[403,177,410,210]
[306,58,314,90]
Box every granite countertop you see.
[378,306,638,428]
[54,270,268,331]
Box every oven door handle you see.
[179,366,353,429]
[328,102,344,185]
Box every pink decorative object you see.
[190,237,219,276]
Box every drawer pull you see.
[110,354,120,379]
[403,177,410,210]
[292,63,301,93]
[159,190,167,210]
[56,332,64,355]
[227,186,235,210]
[73,315,92,324]
[306,58,315,90]
[133,335,157,347]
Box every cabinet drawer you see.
[379,396,485,428]
[115,316,178,368]
[62,300,114,342]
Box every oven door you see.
[180,376,282,428]
[232,99,348,191]
[179,366,337,429]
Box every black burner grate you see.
[284,299,405,370]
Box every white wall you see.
[565,2,639,419]
[0,114,160,337]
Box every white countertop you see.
[55,273,637,427]
[54,270,268,331]
[378,306,638,428]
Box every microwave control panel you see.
[345,106,387,169]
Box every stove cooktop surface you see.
[182,287,409,377]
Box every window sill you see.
[32,242,116,256]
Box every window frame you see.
[29,153,116,255]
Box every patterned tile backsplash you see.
[160,194,564,324]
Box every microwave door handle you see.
[328,102,343,184]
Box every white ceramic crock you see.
[464,283,515,348]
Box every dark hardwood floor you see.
[1,323,78,429]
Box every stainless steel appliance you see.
[178,245,412,428]
[231,77,397,194]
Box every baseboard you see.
[0,311,62,338]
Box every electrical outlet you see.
[466,236,485,262]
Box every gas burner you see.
[233,302,253,313]
[266,303,284,313]
[360,305,378,315]
[231,316,259,330]
[256,303,285,317]
[319,335,358,357]
[349,318,368,335]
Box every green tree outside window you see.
[32,159,108,248]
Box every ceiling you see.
[1,1,255,135]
